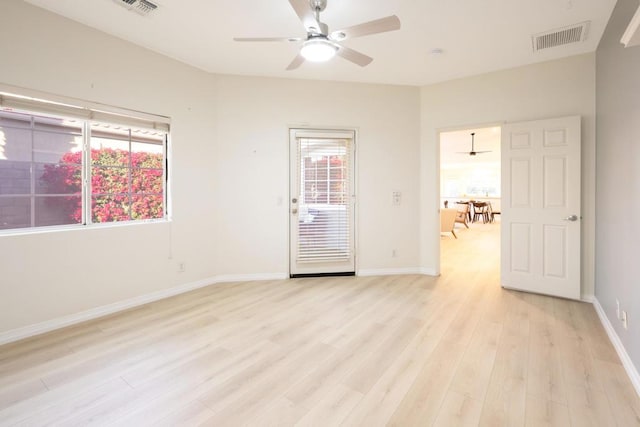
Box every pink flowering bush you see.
[41,148,164,223]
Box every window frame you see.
[0,87,170,235]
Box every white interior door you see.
[501,116,581,300]
[289,129,355,276]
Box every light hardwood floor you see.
[1,222,639,426]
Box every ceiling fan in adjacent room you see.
[233,0,401,70]
[457,132,492,156]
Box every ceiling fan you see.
[457,132,492,156]
[233,0,401,70]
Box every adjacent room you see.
[439,126,501,239]
[1,0,639,425]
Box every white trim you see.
[0,272,287,346]
[621,3,640,47]
[419,267,438,276]
[581,294,595,303]
[593,298,640,398]
[357,268,426,277]
[215,273,288,283]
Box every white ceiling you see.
[22,0,616,86]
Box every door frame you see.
[288,126,359,277]
[435,121,504,276]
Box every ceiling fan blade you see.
[288,0,321,32]
[332,15,401,40]
[234,37,302,42]
[286,53,305,70]
[336,46,373,67]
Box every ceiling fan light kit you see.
[300,38,337,62]
[234,0,401,70]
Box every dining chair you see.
[472,201,490,223]
[489,202,500,222]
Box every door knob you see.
[563,214,579,222]
[292,209,298,214]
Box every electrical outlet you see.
[621,311,628,330]
[178,262,186,273]
[617,299,621,319]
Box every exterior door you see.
[501,116,581,300]
[289,129,355,276]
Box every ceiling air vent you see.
[112,0,158,16]
[532,21,590,52]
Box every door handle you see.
[292,209,298,214]
[563,214,579,222]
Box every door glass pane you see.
[297,138,350,263]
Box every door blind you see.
[296,137,352,263]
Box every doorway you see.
[289,128,356,277]
[437,116,582,300]
[439,126,502,273]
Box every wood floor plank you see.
[293,384,362,427]
[432,390,483,427]
[386,339,468,426]
[107,342,275,425]
[594,359,640,426]
[4,377,132,426]
[197,343,336,425]
[524,395,571,427]
[566,384,616,427]
[478,296,529,427]
[342,317,422,394]
[153,400,216,426]
[0,378,48,412]
[1,222,639,426]
[449,319,502,402]
[340,301,463,427]
[526,295,568,405]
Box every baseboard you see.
[215,273,288,283]
[357,268,426,277]
[581,294,595,303]
[0,272,287,346]
[418,267,438,276]
[593,297,640,398]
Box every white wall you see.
[595,0,640,373]
[0,0,421,336]
[214,76,420,276]
[420,54,597,298]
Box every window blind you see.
[296,136,352,263]
[0,84,169,132]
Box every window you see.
[302,147,347,205]
[0,90,169,232]
[89,124,165,223]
